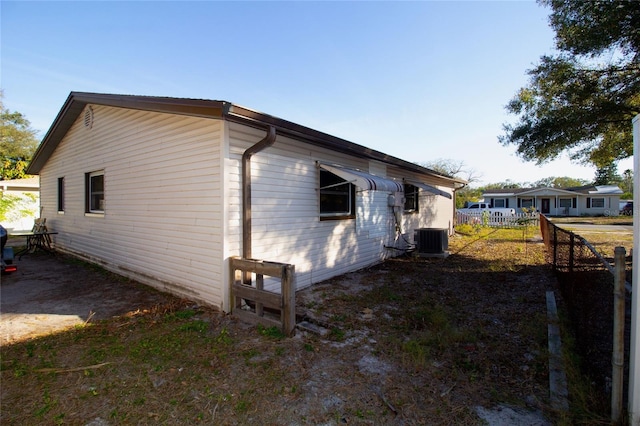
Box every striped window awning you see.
[320,164,403,192]
[406,180,452,199]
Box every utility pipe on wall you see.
[242,125,277,262]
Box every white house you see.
[482,185,623,216]
[0,176,40,231]
[26,92,465,312]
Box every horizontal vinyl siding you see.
[227,123,452,292]
[39,106,225,309]
[388,169,455,240]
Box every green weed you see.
[216,327,233,345]
[34,389,56,418]
[257,324,285,339]
[329,327,345,341]
[242,348,260,360]
[235,400,249,414]
[170,309,198,320]
[177,320,208,333]
[402,339,430,367]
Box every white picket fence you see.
[455,211,540,227]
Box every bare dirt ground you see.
[0,249,176,345]
[1,229,560,425]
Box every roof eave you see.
[27,92,228,174]
[27,92,467,186]
[225,104,465,185]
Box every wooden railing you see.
[229,257,296,336]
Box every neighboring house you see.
[482,185,623,216]
[0,176,40,231]
[26,92,465,312]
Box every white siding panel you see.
[39,106,225,309]
[388,168,456,239]
[227,124,433,292]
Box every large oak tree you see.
[500,0,640,169]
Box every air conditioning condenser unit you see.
[414,228,449,258]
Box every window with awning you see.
[404,183,419,212]
[319,164,403,192]
[319,169,355,219]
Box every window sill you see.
[320,215,355,221]
[84,212,105,218]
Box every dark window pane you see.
[403,184,418,212]
[320,170,353,216]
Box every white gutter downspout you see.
[452,182,467,233]
[242,125,277,263]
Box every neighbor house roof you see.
[563,185,623,195]
[0,176,40,192]
[483,185,622,197]
[27,92,466,187]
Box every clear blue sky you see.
[1,1,631,186]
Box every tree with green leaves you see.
[532,176,589,188]
[1,93,40,180]
[483,180,523,190]
[500,0,640,169]
[621,168,633,196]
[593,162,622,186]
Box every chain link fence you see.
[540,214,632,414]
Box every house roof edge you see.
[27,92,466,185]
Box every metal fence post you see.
[612,246,627,423]
[569,233,574,274]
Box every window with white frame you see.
[86,171,105,213]
[493,198,506,208]
[521,198,534,208]
[559,198,572,208]
[590,197,605,208]
[403,184,419,212]
[319,169,355,219]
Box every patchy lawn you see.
[549,215,633,263]
[0,227,603,425]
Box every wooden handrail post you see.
[230,256,296,336]
[282,264,296,336]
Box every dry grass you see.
[550,216,632,226]
[0,226,593,425]
[549,215,633,263]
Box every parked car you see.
[457,202,516,217]
[620,201,633,215]
[1,224,17,274]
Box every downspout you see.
[242,125,277,261]
[452,182,467,233]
